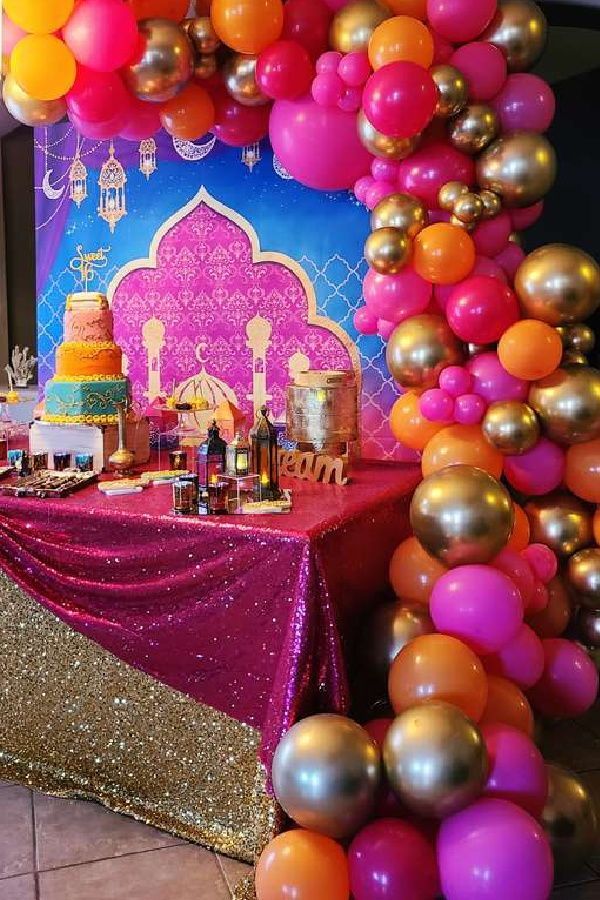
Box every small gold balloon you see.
[482,401,540,455]
[557,324,596,356]
[529,367,600,445]
[386,314,462,392]
[515,244,600,325]
[2,73,66,127]
[568,548,600,610]
[383,702,489,818]
[563,351,589,367]
[438,181,469,212]
[183,16,220,55]
[525,493,593,558]
[193,53,218,81]
[479,189,502,219]
[361,602,434,688]
[542,764,598,875]
[224,54,269,106]
[450,214,475,232]
[453,192,484,225]
[371,193,428,238]
[365,227,411,275]
[124,19,194,103]
[431,64,469,118]
[482,0,548,72]
[574,606,600,648]
[357,110,420,160]
[449,103,499,155]
[330,0,390,53]
[477,131,556,208]
[410,464,514,567]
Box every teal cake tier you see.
[43,377,129,424]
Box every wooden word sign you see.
[278,449,349,485]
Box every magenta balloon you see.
[312,71,344,106]
[63,0,139,72]
[430,565,523,655]
[69,108,129,140]
[317,51,343,73]
[362,62,437,139]
[473,212,512,258]
[364,267,432,322]
[495,243,525,282]
[354,174,375,203]
[504,438,565,496]
[366,181,397,209]
[270,95,371,189]
[440,365,472,397]
[454,393,486,425]
[493,548,535,609]
[363,718,393,749]
[282,0,332,60]
[482,725,548,819]
[349,818,439,900]
[447,275,519,344]
[438,799,554,900]
[256,41,314,101]
[354,306,379,335]
[511,201,544,231]
[213,88,270,147]
[485,624,545,690]
[66,67,130,124]
[378,318,396,340]
[528,638,599,718]
[434,256,506,311]
[493,74,556,133]
[339,51,371,87]
[528,580,549,616]
[420,388,455,423]
[467,351,529,403]
[371,158,401,183]
[119,97,161,141]
[323,0,349,9]
[427,0,497,43]
[398,141,475,208]
[432,30,454,65]
[521,544,557,585]
[450,42,507,102]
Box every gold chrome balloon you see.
[272,714,380,839]
[224,54,269,106]
[477,131,556,208]
[330,0,390,53]
[575,607,600,648]
[449,104,499,155]
[515,244,600,325]
[542,764,598,875]
[2,73,66,127]
[438,180,469,212]
[183,16,220,55]
[361,602,434,688]
[124,19,194,103]
[557,324,596,356]
[567,548,600,610]
[386,314,462,392]
[410,464,514,566]
[482,401,540,455]
[479,189,503,219]
[371,193,428,237]
[453,192,484,226]
[529,367,600,445]
[365,227,411,275]
[193,53,218,81]
[383,702,489,818]
[431,64,468,118]
[357,110,420,160]
[525,493,593,558]
[481,0,548,72]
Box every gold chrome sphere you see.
[365,227,411,275]
[481,0,548,72]
[525,493,593,558]
[516,244,600,325]
[371,193,428,237]
[431,64,469,118]
[449,104,499,155]
[477,131,556,208]
[529,367,600,445]
[482,401,540,455]
[386,315,462,392]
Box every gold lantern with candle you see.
[251,406,280,500]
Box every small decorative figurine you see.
[108,402,135,477]
[5,346,37,389]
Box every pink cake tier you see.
[64,307,114,343]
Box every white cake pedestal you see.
[29,419,151,472]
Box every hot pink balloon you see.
[454,393,486,425]
[378,319,396,340]
[430,565,523,655]
[467,351,529,404]
[432,30,454,64]
[366,180,397,209]
[504,438,565,496]
[482,724,548,819]
[364,267,432,322]
[63,0,139,73]
[527,580,549,616]
[484,624,545,690]
[522,544,557,585]
[371,158,401,183]
[119,97,161,141]
[511,202,543,230]
[354,306,378,335]
[349,819,439,900]
[317,51,343,73]
[495,243,526,281]
[362,62,437,139]
[282,0,332,60]
[420,389,455,423]
[427,0,497,43]
[440,366,472,397]
[447,275,519,344]
[2,13,26,56]
[528,638,599,718]
[493,548,535,610]
[354,174,375,203]
[473,212,512,258]
[69,108,129,139]
[493,74,556,133]
[256,41,313,100]
[323,0,349,9]
[339,51,371,87]
[270,95,371,189]
[398,141,475,208]
[439,799,553,900]
[450,42,507,102]
[312,71,344,106]
[434,255,506,311]
[66,67,130,124]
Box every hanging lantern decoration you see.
[242,141,261,172]
[68,151,88,208]
[139,138,157,180]
[196,420,227,489]
[251,406,280,500]
[98,141,127,233]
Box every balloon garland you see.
[3,1,600,896]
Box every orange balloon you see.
[413,223,476,285]
[389,536,447,605]
[497,320,563,381]
[566,439,600,503]
[160,83,215,140]
[480,675,534,737]
[381,0,428,19]
[11,35,76,102]
[508,503,531,552]
[527,576,571,639]
[255,830,350,900]
[212,0,283,54]
[389,391,445,451]
[126,0,189,21]
[421,424,504,479]
[4,0,74,34]
[369,16,434,70]
[389,633,489,721]
[594,507,600,545]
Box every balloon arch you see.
[2,1,600,897]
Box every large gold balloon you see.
[410,465,514,567]
[330,0,390,53]
[574,606,600,648]
[357,110,420,160]
[124,19,194,103]
[542,764,598,875]
[371,193,428,237]
[477,131,556,208]
[183,16,221,55]
[2,73,66,127]
[449,104,499,155]
[386,314,462,392]
[567,548,600,610]
[224,54,269,106]
[431,64,468,118]
[383,702,489,818]
[515,244,600,325]
[365,227,411,275]
[361,602,434,688]
[483,401,540,455]
[525,493,593,558]
[272,714,380,839]
[529,367,600,445]
[481,0,548,72]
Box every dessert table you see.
[0,461,419,864]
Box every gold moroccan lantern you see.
[139,138,157,179]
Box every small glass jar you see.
[172,478,197,516]
[31,452,48,472]
[207,478,229,515]
[169,449,188,471]
[74,453,94,472]
[8,449,30,476]
[53,451,71,472]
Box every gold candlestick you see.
[108,402,135,477]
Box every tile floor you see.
[0,707,598,899]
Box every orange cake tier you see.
[55,341,123,378]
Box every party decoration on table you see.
[278,448,349,486]
[0,469,98,498]
[5,346,37,390]
[542,764,598,875]
[107,401,136,477]
[286,370,358,458]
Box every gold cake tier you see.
[56,342,123,378]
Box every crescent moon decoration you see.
[172,135,216,161]
[273,155,294,180]
[42,169,65,201]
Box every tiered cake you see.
[43,293,129,424]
